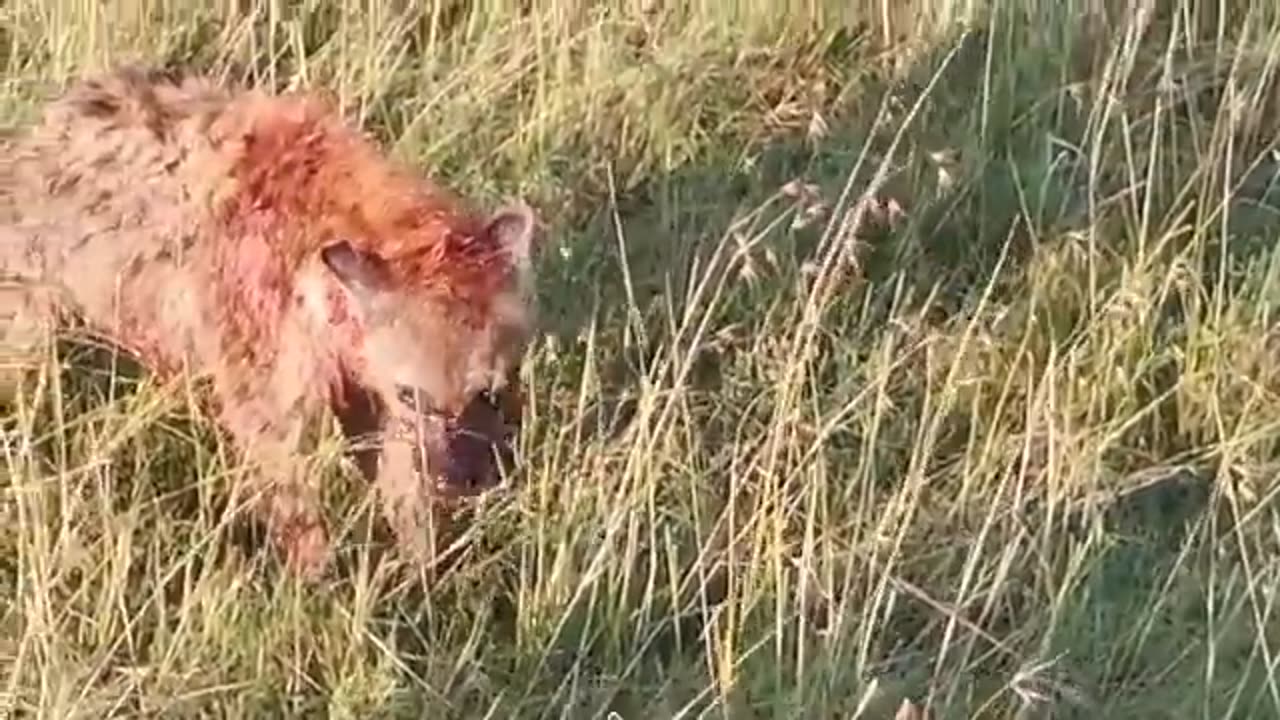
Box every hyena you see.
[0,65,541,579]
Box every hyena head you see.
[317,202,539,499]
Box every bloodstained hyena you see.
[0,66,542,579]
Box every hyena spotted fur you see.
[0,65,541,579]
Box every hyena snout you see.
[439,423,516,494]
[398,388,519,498]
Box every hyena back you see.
[0,66,541,578]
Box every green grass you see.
[5,0,1280,717]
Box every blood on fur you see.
[0,65,542,579]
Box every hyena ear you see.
[320,240,391,300]
[485,202,538,271]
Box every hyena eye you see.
[396,385,421,409]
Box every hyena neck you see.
[209,92,512,317]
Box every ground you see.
[4,2,1280,718]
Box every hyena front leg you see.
[332,392,451,573]
[375,436,450,570]
[230,419,332,579]
[216,366,333,579]
[0,280,56,403]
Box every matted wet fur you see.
[0,65,542,580]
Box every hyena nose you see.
[443,432,513,492]
[443,457,484,491]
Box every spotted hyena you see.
[0,65,541,579]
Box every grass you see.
[5,0,1280,717]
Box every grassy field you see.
[5,0,1280,717]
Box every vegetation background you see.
[4,0,1280,717]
